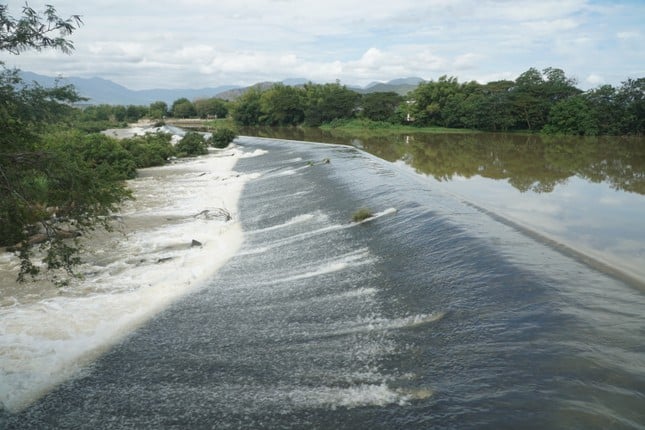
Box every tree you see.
[408,75,461,126]
[303,82,360,126]
[194,97,228,119]
[0,4,82,54]
[617,78,645,135]
[509,67,580,131]
[1,4,131,280]
[209,128,236,148]
[232,87,263,125]
[360,92,403,122]
[175,132,208,156]
[171,97,196,118]
[259,84,305,125]
[542,95,599,135]
[148,100,168,119]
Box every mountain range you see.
[18,71,424,105]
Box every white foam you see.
[258,248,374,286]
[249,213,318,235]
[0,145,251,412]
[330,312,447,337]
[288,383,411,408]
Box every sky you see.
[1,0,644,90]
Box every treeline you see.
[72,96,230,132]
[229,68,644,136]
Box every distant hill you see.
[356,77,424,95]
[220,77,425,101]
[18,71,239,105]
[17,72,424,105]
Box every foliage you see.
[209,128,236,148]
[232,87,263,125]
[259,84,305,125]
[194,97,228,119]
[175,131,208,156]
[352,208,373,222]
[360,92,403,122]
[303,82,360,126]
[120,132,176,167]
[42,131,138,180]
[408,75,462,126]
[0,3,82,54]
[148,100,168,119]
[543,96,598,136]
[171,97,196,118]
[0,4,137,280]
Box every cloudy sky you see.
[1,0,643,90]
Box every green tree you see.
[617,78,645,135]
[542,95,598,135]
[0,3,82,54]
[460,80,515,131]
[209,128,236,148]
[360,92,403,122]
[509,67,580,131]
[176,132,208,156]
[259,84,305,125]
[148,100,168,119]
[303,82,360,126]
[232,87,263,125]
[194,97,228,119]
[120,133,175,167]
[1,4,131,280]
[408,75,461,126]
[583,85,621,135]
[125,104,146,122]
[171,97,196,118]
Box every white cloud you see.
[586,74,604,86]
[0,0,642,89]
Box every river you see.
[1,130,644,429]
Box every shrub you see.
[176,131,208,157]
[352,208,373,222]
[120,132,175,168]
[210,127,236,148]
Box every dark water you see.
[2,136,645,429]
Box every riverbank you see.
[0,142,256,412]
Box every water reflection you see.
[239,127,645,286]
[240,127,645,195]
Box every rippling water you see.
[2,136,644,429]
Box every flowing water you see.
[1,133,644,429]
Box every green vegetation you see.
[321,118,475,136]
[176,132,209,156]
[210,128,237,148]
[352,208,374,222]
[120,133,176,168]
[226,68,643,136]
[0,4,238,281]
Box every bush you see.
[120,133,175,168]
[176,131,208,157]
[43,131,137,180]
[210,127,236,148]
[352,208,373,222]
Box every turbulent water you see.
[2,136,644,429]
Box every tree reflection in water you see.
[240,126,645,195]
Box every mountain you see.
[18,71,239,105]
[356,77,425,95]
[17,72,424,105]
